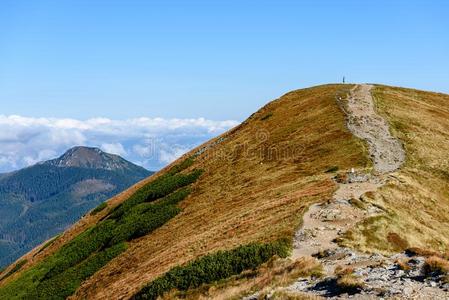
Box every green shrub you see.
[43,220,116,279]
[127,187,191,216]
[90,202,107,215]
[167,156,195,175]
[108,204,181,246]
[107,187,191,245]
[37,243,127,299]
[36,235,60,256]
[159,187,192,206]
[46,171,200,279]
[132,239,290,300]
[0,158,203,300]
[325,166,339,173]
[260,112,273,121]
[0,259,27,281]
[109,169,203,219]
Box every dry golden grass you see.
[161,256,322,300]
[1,84,371,298]
[260,290,323,300]
[63,84,370,299]
[334,266,354,276]
[334,266,364,292]
[395,259,411,271]
[3,84,448,299]
[422,256,449,276]
[386,232,409,251]
[405,247,449,259]
[335,274,364,292]
[339,85,449,255]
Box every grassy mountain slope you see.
[0,161,201,299]
[3,83,447,299]
[0,84,371,299]
[339,85,449,254]
[75,84,374,299]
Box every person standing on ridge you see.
[343,76,346,83]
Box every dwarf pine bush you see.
[0,157,202,300]
[133,239,290,300]
[90,202,107,215]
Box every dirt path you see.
[291,182,381,259]
[344,85,405,174]
[292,84,403,261]
[244,85,448,299]
[282,85,449,299]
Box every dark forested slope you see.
[0,147,151,268]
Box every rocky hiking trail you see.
[247,85,449,299]
[343,84,405,173]
[292,84,403,262]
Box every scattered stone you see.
[347,172,370,183]
[285,86,444,298]
[403,286,413,295]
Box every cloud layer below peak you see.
[0,115,239,172]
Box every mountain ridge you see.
[41,146,147,172]
[1,84,448,300]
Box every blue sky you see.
[0,0,448,171]
[1,0,448,120]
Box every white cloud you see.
[0,115,239,172]
[159,146,192,164]
[101,143,127,156]
[132,144,153,157]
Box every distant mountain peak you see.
[42,146,141,171]
[0,145,152,268]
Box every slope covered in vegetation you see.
[133,240,290,300]
[339,85,449,254]
[1,84,373,298]
[0,147,151,269]
[0,159,202,299]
